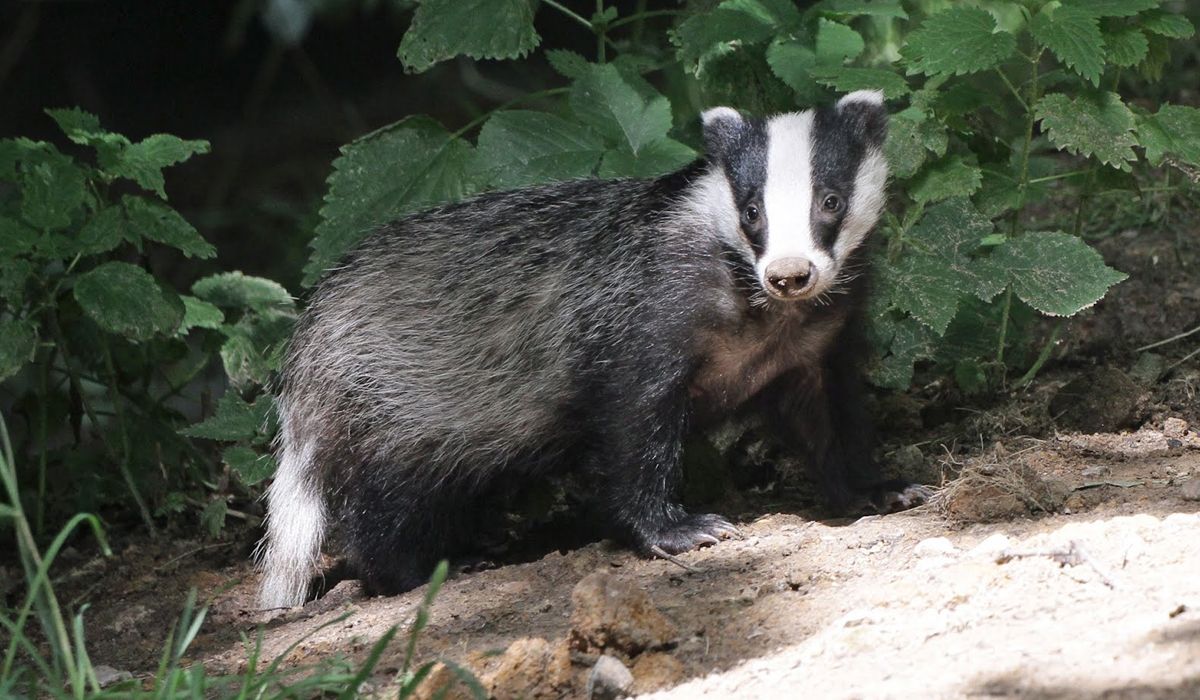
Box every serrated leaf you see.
[817,0,907,20]
[73,261,184,341]
[223,446,275,486]
[814,18,863,64]
[473,111,605,189]
[0,216,38,255]
[192,271,293,312]
[179,295,225,334]
[909,155,983,204]
[701,43,798,115]
[985,232,1126,316]
[597,139,698,178]
[570,63,672,156]
[884,198,1001,334]
[546,49,589,79]
[1036,92,1137,170]
[45,107,103,141]
[1137,104,1200,167]
[1030,6,1104,86]
[1103,25,1148,68]
[1061,0,1158,17]
[871,315,936,389]
[123,196,216,259]
[765,40,822,100]
[808,66,910,99]
[101,134,210,199]
[901,7,1016,77]
[75,206,127,256]
[306,116,476,286]
[180,392,271,441]
[0,319,37,382]
[1139,10,1194,39]
[0,260,33,306]
[219,332,272,389]
[16,142,88,231]
[397,0,539,73]
[884,111,947,179]
[671,0,791,69]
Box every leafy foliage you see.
[0,109,290,534]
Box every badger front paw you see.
[638,513,741,556]
[869,480,934,514]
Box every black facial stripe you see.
[811,106,868,250]
[716,118,769,258]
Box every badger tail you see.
[256,432,326,609]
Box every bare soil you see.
[33,226,1200,698]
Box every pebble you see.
[587,655,634,700]
[969,533,1012,558]
[913,536,959,557]
[1163,417,1189,438]
[1181,478,1200,502]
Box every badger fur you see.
[258,90,927,608]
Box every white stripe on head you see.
[835,148,888,263]
[759,112,832,283]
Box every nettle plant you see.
[0,110,290,534]
[308,0,1198,395]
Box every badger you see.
[257,90,928,608]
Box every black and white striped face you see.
[701,91,888,302]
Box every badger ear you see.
[836,90,887,148]
[700,106,745,162]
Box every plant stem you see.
[996,287,1013,365]
[449,86,570,140]
[541,0,593,33]
[596,0,607,63]
[1009,51,1042,237]
[1135,322,1200,353]
[35,346,54,538]
[1027,169,1091,184]
[994,68,1029,111]
[610,7,681,31]
[101,338,157,536]
[1016,321,1063,388]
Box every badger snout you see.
[764,258,818,300]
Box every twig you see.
[1135,323,1200,353]
[648,545,699,573]
[996,540,1116,589]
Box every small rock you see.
[1129,352,1166,385]
[1163,417,1189,438]
[110,605,150,635]
[1049,367,1147,433]
[488,637,573,700]
[570,572,678,655]
[587,655,634,700]
[1081,465,1110,479]
[630,652,685,695]
[94,665,132,689]
[1181,478,1200,502]
[913,536,958,558]
[410,663,478,700]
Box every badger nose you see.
[764,258,816,299]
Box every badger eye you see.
[822,194,843,213]
[744,204,760,224]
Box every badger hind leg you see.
[342,463,480,595]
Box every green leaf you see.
[222,446,275,486]
[570,64,673,156]
[1036,92,1137,170]
[871,315,936,389]
[397,0,539,73]
[76,206,127,256]
[46,107,103,141]
[1030,6,1104,86]
[200,499,227,538]
[307,116,476,286]
[985,232,1126,317]
[218,311,294,389]
[816,0,907,20]
[808,66,910,99]
[901,7,1016,77]
[180,392,271,441]
[1137,104,1200,167]
[1139,10,1194,39]
[192,271,294,312]
[671,0,794,69]
[1061,0,1158,17]
[0,260,33,306]
[701,43,798,116]
[473,111,605,189]
[0,216,38,256]
[765,40,823,101]
[883,198,1001,334]
[101,134,210,199]
[597,139,698,178]
[1103,25,1148,68]
[179,295,226,334]
[0,319,37,382]
[16,141,88,231]
[546,49,589,79]
[884,111,947,180]
[73,261,184,341]
[814,18,863,64]
[123,196,216,259]
[909,155,983,204]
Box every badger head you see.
[700,91,888,304]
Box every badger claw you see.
[869,481,934,514]
[639,513,739,556]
